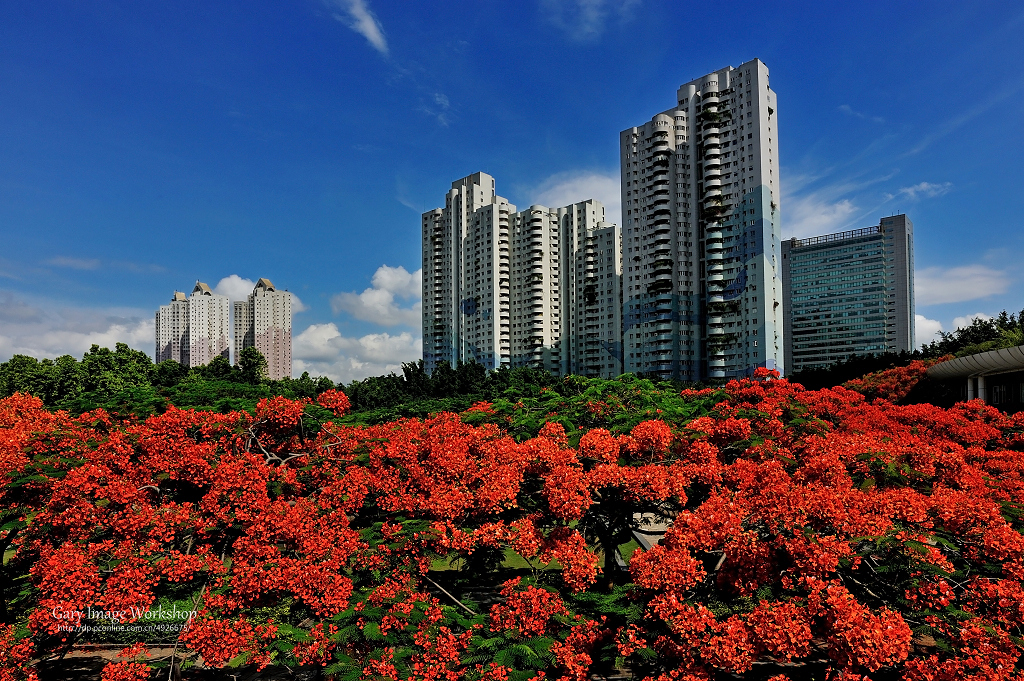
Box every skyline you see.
[2,1,1023,381]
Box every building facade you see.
[620,58,784,380]
[423,173,511,372]
[782,214,915,372]
[155,291,190,364]
[187,282,231,366]
[234,278,293,380]
[561,205,623,377]
[422,173,622,377]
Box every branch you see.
[422,574,477,616]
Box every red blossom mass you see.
[2,360,1024,679]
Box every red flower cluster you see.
[2,358,1024,679]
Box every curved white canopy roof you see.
[927,344,1024,380]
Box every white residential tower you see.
[234,278,293,380]
[422,173,622,377]
[155,291,190,364]
[188,282,232,366]
[620,58,784,380]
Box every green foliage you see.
[0,345,334,415]
[922,308,1024,358]
[238,346,269,384]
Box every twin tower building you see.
[155,278,293,380]
[422,58,915,380]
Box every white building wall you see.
[422,174,623,379]
[187,283,231,367]
[621,58,783,380]
[252,282,293,380]
[155,292,189,364]
[423,172,512,372]
[508,206,562,372]
[232,278,292,380]
[233,300,252,367]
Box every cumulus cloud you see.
[531,171,622,227]
[540,0,640,41]
[331,0,388,54]
[331,265,421,327]
[915,314,943,348]
[214,274,256,301]
[213,275,308,312]
[886,181,952,201]
[952,312,991,330]
[292,323,421,383]
[915,265,1010,305]
[0,290,154,361]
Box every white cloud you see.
[837,104,884,124]
[292,323,421,383]
[0,290,154,361]
[915,314,943,348]
[531,171,621,227]
[417,92,451,126]
[213,275,308,312]
[915,265,1010,305]
[330,265,421,327]
[331,0,388,55]
[952,312,991,330]
[781,191,858,239]
[888,181,952,201]
[213,274,256,301]
[47,256,100,270]
[540,0,640,41]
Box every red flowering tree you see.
[1,363,1024,680]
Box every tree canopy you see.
[4,361,1024,680]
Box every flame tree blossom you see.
[2,363,1024,679]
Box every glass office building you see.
[781,214,914,373]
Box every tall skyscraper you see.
[155,291,189,364]
[422,172,622,377]
[188,282,231,366]
[234,278,293,380]
[423,173,511,372]
[620,58,783,380]
[782,214,915,372]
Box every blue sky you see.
[2,1,1023,380]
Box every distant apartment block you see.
[621,58,784,380]
[234,278,293,380]
[421,172,622,377]
[782,214,915,372]
[155,291,190,364]
[188,282,231,366]
[155,283,229,367]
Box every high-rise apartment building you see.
[155,291,190,364]
[422,172,622,377]
[423,173,511,372]
[188,282,231,366]
[234,278,293,380]
[782,214,915,372]
[562,208,623,376]
[620,58,783,380]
